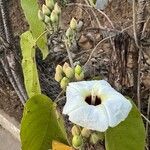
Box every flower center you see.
[85,95,101,106]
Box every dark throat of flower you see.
[85,95,101,106]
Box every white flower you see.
[63,80,132,132]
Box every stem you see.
[65,41,74,68]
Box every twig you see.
[132,0,139,48]
[72,4,94,27]
[84,0,103,29]
[55,96,66,103]
[137,47,142,110]
[132,0,146,110]
[121,20,145,32]
[54,90,64,102]
[84,36,113,66]
[0,59,25,104]
[65,41,74,68]
[141,16,150,37]
[136,0,146,111]
[96,8,114,29]
[67,3,114,29]
[141,113,150,125]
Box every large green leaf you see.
[21,0,48,58]
[105,101,146,150]
[21,31,41,98]
[20,94,69,150]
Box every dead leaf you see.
[52,140,73,150]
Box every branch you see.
[0,0,28,104]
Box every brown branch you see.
[0,0,28,104]
[132,0,146,109]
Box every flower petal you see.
[63,85,86,115]
[103,96,132,127]
[63,80,101,114]
[68,105,109,132]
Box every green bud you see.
[60,77,69,89]
[42,4,51,16]
[71,125,80,136]
[81,128,91,138]
[66,27,73,39]
[45,0,54,10]
[55,65,63,82]
[54,72,63,82]
[65,67,74,79]
[54,3,61,15]
[70,18,77,30]
[75,65,82,75]
[38,10,45,21]
[44,15,51,24]
[50,10,59,23]
[90,133,100,144]
[75,71,84,81]
[62,62,70,73]
[72,135,83,149]
[56,65,63,74]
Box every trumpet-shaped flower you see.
[63,80,132,132]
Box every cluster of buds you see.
[55,63,74,90]
[82,128,104,145]
[54,63,84,90]
[71,125,104,149]
[65,18,77,47]
[38,0,61,32]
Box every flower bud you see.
[66,28,73,39]
[65,67,74,79]
[54,3,61,15]
[55,72,63,82]
[62,62,70,73]
[44,15,51,24]
[56,65,63,74]
[70,18,77,30]
[42,4,51,15]
[72,135,83,149]
[75,65,82,75]
[50,10,59,23]
[75,71,84,81]
[45,0,54,10]
[71,125,80,136]
[60,77,69,89]
[81,128,91,138]
[90,133,100,144]
[38,10,45,21]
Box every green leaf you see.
[21,94,69,150]
[105,101,146,150]
[21,31,41,98]
[21,0,48,58]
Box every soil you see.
[0,0,149,148]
